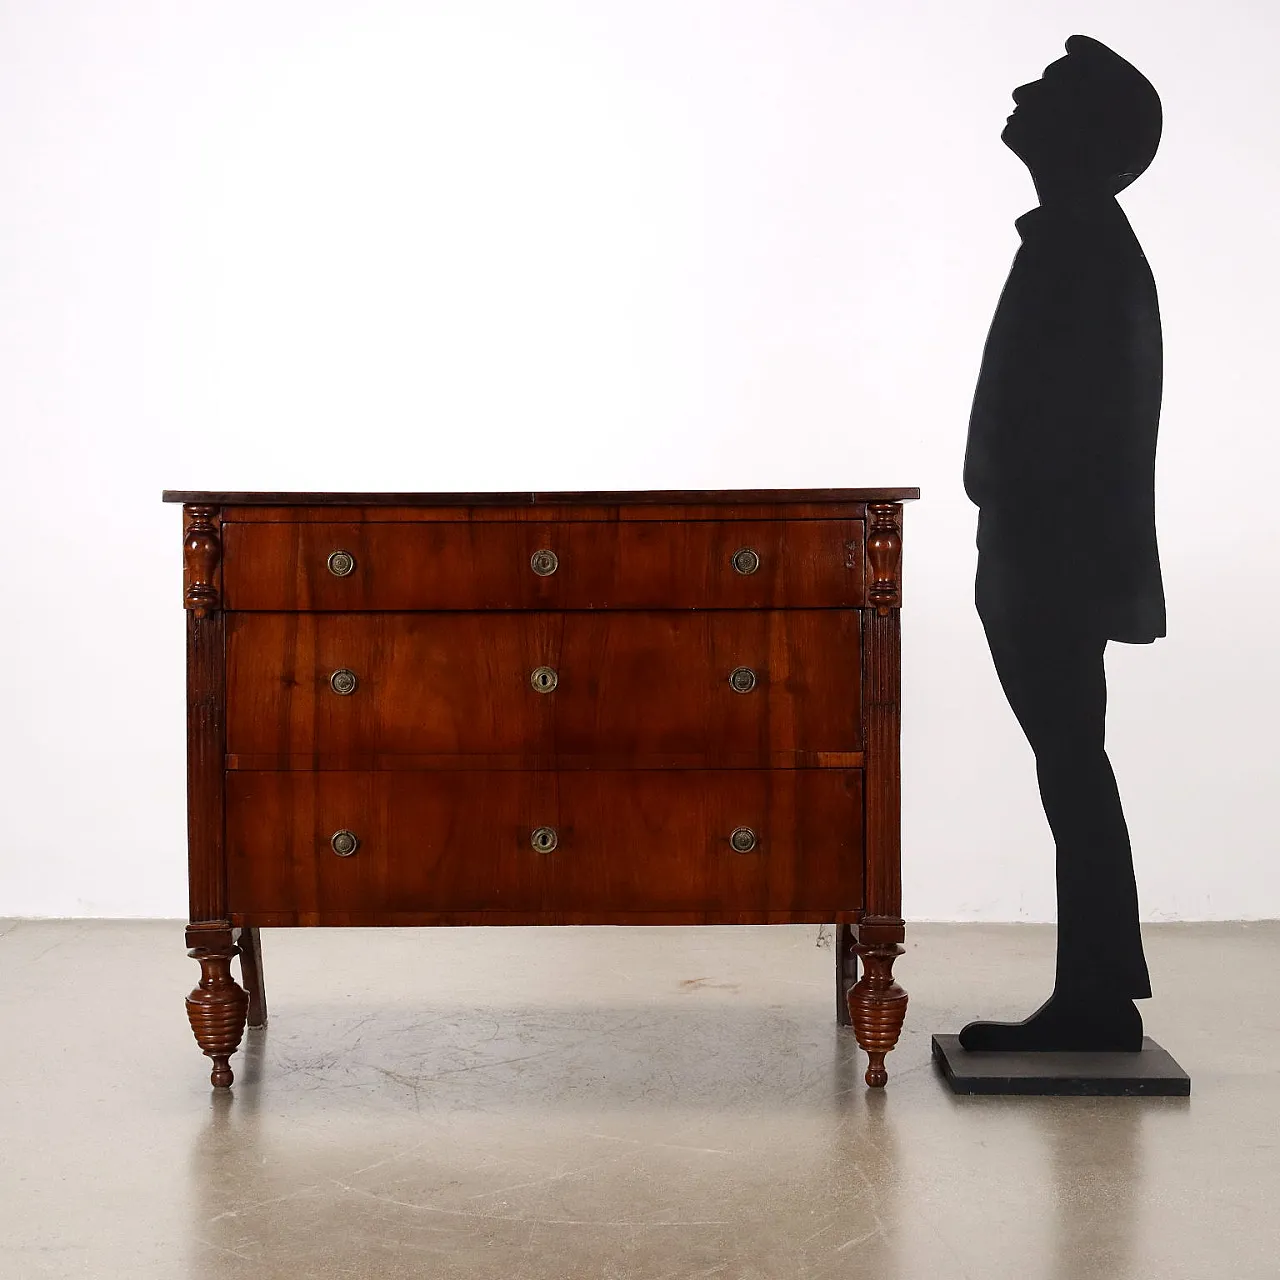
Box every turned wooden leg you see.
[186,927,249,1088]
[848,942,908,1088]
[236,926,267,1028]
[835,923,859,1027]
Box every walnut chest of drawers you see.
[166,488,918,1089]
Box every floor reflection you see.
[184,1004,908,1279]
[1050,1098,1140,1280]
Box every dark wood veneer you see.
[221,520,866,611]
[164,487,920,507]
[232,909,862,927]
[225,750,868,771]
[225,610,863,761]
[226,769,864,918]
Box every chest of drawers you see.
[167,488,917,1090]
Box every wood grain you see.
[223,504,873,523]
[224,751,868,771]
[231,909,862,927]
[221,520,867,611]
[225,610,863,761]
[226,769,865,918]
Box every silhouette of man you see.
[960,35,1164,1052]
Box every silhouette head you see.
[1003,35,1161,197]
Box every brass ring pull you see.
[530,666,558,693]
[728,666,757,693]
[729,826,757,853]
[531,826,558,853]
[327,550,356,577]
[329,669,358,696]
[530,549,559,576]
[330,830,360,857]
[731,547,760,575]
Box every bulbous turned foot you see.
[186,930,249,1089]
[848,942,908,1088]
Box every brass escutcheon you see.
[530,666,558,693]
[330,829,360,857]
[531,826,558,853]
[327,550,356,577]
[732,547,760,575]
[329,669,358,696]
[530,549,559,577]
[728,666,757,693]
[729,826,757,853]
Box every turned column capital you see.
[865,502,903,616]
[182,504,221,618]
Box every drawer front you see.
[225,610,862,765]
[221,519,865,610]
[226,769,864,916]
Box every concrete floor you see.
[1,920,1277,1279]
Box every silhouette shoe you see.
[958,991,1143,1052]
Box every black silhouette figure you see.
[960,35,1164,1052]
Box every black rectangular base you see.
[931,1034,1191,1096]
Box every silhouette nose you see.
[1011,81,1036,107]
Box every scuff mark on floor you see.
[331,1180,731,1227]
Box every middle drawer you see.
[226,610,863,767]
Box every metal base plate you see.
[931,1034,1191,1096]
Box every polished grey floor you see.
[1,919,1277,1279]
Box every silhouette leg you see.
[1042,746,1149,1001]
[960,588,1147,1051]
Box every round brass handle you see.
[729,826,757,853]
[329,668,358,696]
[530,549,559,577]
[530,666,559,693]
[728,666,757,693]
[327,550,356,578]
[331,829,360,857]
[732,547,760,575]
[531,826,558,853]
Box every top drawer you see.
[222,520,866,611]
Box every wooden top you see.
[163,487,920,507]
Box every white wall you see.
[1,0,1276,920]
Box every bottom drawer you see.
[226,770,864,920]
